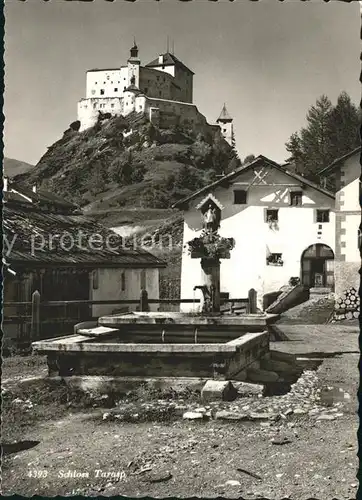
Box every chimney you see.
[32,185,37,193]
[158,55,164,65]
[3,176,8,192]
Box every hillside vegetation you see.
[14,112,239,294]
[16,112,238,211]
[4,157,34,178]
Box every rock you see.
[225,480,241,487]
[215,410,248,421]
[233,381,264,397]
[182,411,204,420]
[271,436,292,445]
[248,412,279,421]
[102,412,111,421]
[317,414,336,421]
[201,380,237,402]
[145,470,172,483]
[293,408,306,414]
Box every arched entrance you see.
[301,244,334,288]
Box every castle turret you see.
[217,103,234,146]
[127,40,140,88]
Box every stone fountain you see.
[32,204,287,394]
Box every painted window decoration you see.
[233,190,247,205]
[266,253,283,266]
[316,209,330,223]
[290,191,303,206]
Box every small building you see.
[319,146,361,299]
[3,180,165,346]
[174,155,336,310]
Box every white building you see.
[175,155,336,310]
[320,146,361,299]
[77,42,233,141]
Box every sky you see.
[3,0,361,165]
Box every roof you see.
[5,182,79,212]
[173,155,335,208]
[3,204,166,269]
[217,104,232,122]
[146,52,194,75]
[318,146,361,177]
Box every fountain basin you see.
[98,311,279,330]
[32,330,269,380]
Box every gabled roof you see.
[217,104,232,122]
[173,155,335,208]
[146,52,194,75]
[318,146,361,177]
[3,204,166,269]
[5,182,80,213]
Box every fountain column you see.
[201,257,221,313]
[187,200,234,314]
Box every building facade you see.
[77,42,228,139]
[175,156,336,311]
[3,180,165,348]
[320,147,361,299]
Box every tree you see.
[243,154,256,165]
[285,92,360,182]
[327,91,360,160]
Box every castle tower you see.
[127,40,141,88]
[217,103,234,147]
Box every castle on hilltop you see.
[77,42,234,145]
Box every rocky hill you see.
[14,112,240,294]
[15,112,239,213]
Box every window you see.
[111,104,115,108]
[290,191,303,206]
[266,253,283,266]
[233,190,247,204]
[121,271,126,292]
[316,209,330,223]
[223,128,227,133]
[266,209,279,223]
[114,88,118,92]
[145,87,148,93]
[93,103,97,109]
[123,87,126,91]
[100,89,105,95]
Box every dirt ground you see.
[2,327,360,498]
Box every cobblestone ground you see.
[2,352,359,498]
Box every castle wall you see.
[77,97,124,131]
[86,68,128,99]
[139,67,175,101]
[146,64,193,103]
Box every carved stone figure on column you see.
[203,204,218,233]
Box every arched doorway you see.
[301,244,334,288]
